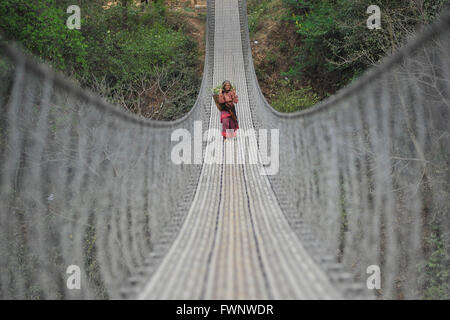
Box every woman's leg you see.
[230,106,239,136]
[222,117,232,139]
[229,117,238,137]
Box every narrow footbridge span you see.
[0,0,449,299]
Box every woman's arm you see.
[232,90,238,104]
[218,92,226,104]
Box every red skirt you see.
[220,111,239,138]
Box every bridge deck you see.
[138,0,340,299]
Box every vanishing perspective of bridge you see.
[0,0,449,299]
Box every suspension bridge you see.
[0,0,449,299]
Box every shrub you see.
[270,85,321,113]
[0,0,88,73]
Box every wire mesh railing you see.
[0,0,449,299]
[238,0,450,299]
[0,1,215,299]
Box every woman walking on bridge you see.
[218,80,239,139]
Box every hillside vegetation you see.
[248,0,449,112]
[0,0,203,120]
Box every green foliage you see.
[83,224,108,299]
[0,0,88,73]
[270,81,320,112]
[84,2,199,120]
[247,1,267,35]
[247,0,284,35]
[0,0,201,121]
[209,83,236,95]
[418,224,450,299]
[283,0,450,93]
[154,34,201,120]
[89,22,186,87]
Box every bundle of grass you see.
[209,83,236,95]
[210,83,236,110]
